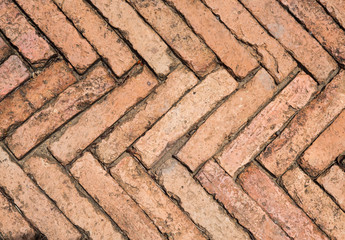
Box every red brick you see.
[258,70,345,176]
[0,55,30,100]
[16,0,98,73]
[319,0,345,30]
[22,155,125,240]
[218,72,317,176]
[0,0,54,66]
[241,0,338,83]
[110,155,206,239]
[238,163,328,240]
[0,37,11,61]
[282,166,345,239]
[53,0,136,76]
[196,160,289,240]
[0,145,81,239]
[134,68,238,168]
[96,65,198,164]
[70,152,164,240]
[178,68,276,172]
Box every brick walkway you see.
[0,0,345,239]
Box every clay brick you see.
[96,65,198,164]
[0,55,30,100]
[300,110,345,177]
[282,166,345,239]
[241,0,338,83]
[203,0,297,82]
[0,37,11,61]
[178,68,276,172]
[90,0,179,76]
[258,70,345,176]
[70,152,164,240]
[319,0,345,29]
[22,155,124,240]
[0,146,81,239]
[53,0,136,76]
[110,155,206,239]
[49,66,157,164]
[0,192,36,240]
[0,0,54,66]
[157,158,251,240]
[196,160,289,240]
[134,68,238,168]
[238,163,328,240]
[16,0,98,73]
[218,72,317,176]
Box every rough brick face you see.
[319,0,345,29]
[0,37,11,61]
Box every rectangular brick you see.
[258,70,345,176]
[49,66,158,164]
[282,166,345,239]
[177,68,276,172]
[157,158,250,240]
[96,65,198,164]
[319,0,345,29]
[241,0,338,83]
[0,145,81,239]
[16,0,98,73]
[0,37,11,61]
[134,68,238,168]
[196,160,289,240]
[70,152,164,240]
[217,72,317,176]
[110,155,206,239]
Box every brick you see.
[238,163,328,240]
[134,68,238,168]
[157,158,251,240]
[167,0,258,78]
[282,166,345,239]
[178,68,276,171]
[0,192,36,240]
[218,72,317,176]
[0,37,11,61]
[196,160,289,240]
[53,0,136,76]
[16,0,98,73]
[203,0,297,82]
[96,65,198,163]
[241,0,338,83]
[317,165,345,211]
[300,110,345,177]
[0,0,54,66]
[110,155,206,239]
[49,66,157,164]
[22,155,124,240]
[70,152,164,240]
[0,55,30,100]
[0,145,81,239]
[90,0,179,76]
[319,0,345,29]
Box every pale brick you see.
[319,0,345,29]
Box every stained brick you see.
[0,37,11,61]
[318,0,345,30]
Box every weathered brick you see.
[90,0,179,76]
[157,158,251,240]
[110,155,206,239]
[53,0,136,76]
[49,66,157,164]
[134,68,238,168]
[0,0,54,66]
[16,0,98,73]
[96,65,198,164]
[238,163,328,240]
[258,70,345,176]
[22,155,125,240]
[70,152,164,240]
[282,166,345,239]
[0,55,30,100]
[218,72,317,176]
[318,0,345,30]
[300,110,345,177]
[0,145,81,239]
[178,68,276,172]
[0,37,11,61]
[196,160,289,240]
[241,0,338,83]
